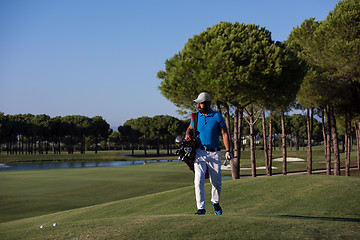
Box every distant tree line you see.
[0,111,329,157]
[0,113,190,156]
[0,113,110,154]
[114,115,187,155]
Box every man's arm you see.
[221,126,232,164]
[221,126,231,152]
[185,124,194,142]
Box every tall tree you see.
[31,114,51,154]
[288,0,360,175]
[289,114,307,150]
[118,125,140,155]
[287,18,328,174]
[49,116,64,154]
[314,0,360,175]
[257,41,306,176]
[108,131,121,150]
[162,115,183,154]
[158,22,304,178]
[61,115,79,154]
[89,116,110,154]
[124,117,152,155]
[243,105,263,177]
[313,0,360,109]
[71,115,91,154]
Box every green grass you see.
[1,148,360,239]
[1,147,358,175]
[0,162,194,223]
[0,149,179,163]
[1,170,359,239]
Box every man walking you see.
[185,92,232,215]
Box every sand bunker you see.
[221,157,304,170]
[272,157,304,162]
[221,165,278,170]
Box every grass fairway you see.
[0,162,194,223]
[1,165,360,239]
[0,150,179,163]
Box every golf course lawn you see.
[1,161,360,239]
[0,162,194,223]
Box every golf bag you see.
[176,113,198,172]
[176,138,196,172]
[176,113,209,178]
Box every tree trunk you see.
[355,121,360,170]
[321,108,329,174]
[262,110,270,176]
[95,137,98,154]
[325,107,332,175]
[7,141,10,154]
[231,105,242,179]
[38,139,42,154]
[81,136,85,154]
[345,114,351,176]
[295,135,300,151]
[329,106,340,176]
[245,105,255,177]
[21,136,24,154]
[281,112,287,175]
[167,138,170,155]
[156,138,160,156]
[306,108,313,174]
[45,141,49,154]
[33,137,36,155]
[268,110,273,176]
[244,105,263,178]
[250,116,256,178]
[224,104,231,141]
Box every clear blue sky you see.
[0,0,339,128]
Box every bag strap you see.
[191,112,198,138]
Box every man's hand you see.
[225,151,232,160]
[224,151,232,166]
[184,133,192,142]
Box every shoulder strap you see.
[191,113,198,141]
[192,112,198,131]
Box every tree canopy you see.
[157,21,305,178]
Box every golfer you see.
[185,92,232,215]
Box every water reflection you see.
[0,160,177,171]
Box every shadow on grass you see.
[278,215,360,223]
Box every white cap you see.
[194,92,211,103]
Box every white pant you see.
[194,148,222,210]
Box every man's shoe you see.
[194,209,206,215]
[212,202,222,215]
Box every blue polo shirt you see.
[190,109,226,149]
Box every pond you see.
[0,160,178,171]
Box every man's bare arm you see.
[185,124,194,142]
[221,126,231,152]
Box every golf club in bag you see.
[175,113,209,178]
[175,135,196,172]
